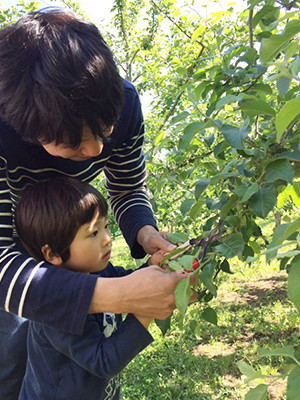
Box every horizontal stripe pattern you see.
[0,80,156,329]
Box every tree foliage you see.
[105,1,300,397]
[1,0,300,397]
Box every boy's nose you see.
[103,231,112,246]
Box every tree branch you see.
[156,46,205,134]
[248,9,254,49]
[149,0,205,47]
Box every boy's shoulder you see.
[123,79,137,94]
[92,262,130,279]
[92,261,149,279]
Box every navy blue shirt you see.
[19,263,154,400]
[0,79,157,334]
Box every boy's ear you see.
[41,244,63,266]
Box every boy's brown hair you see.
[15,177,108,262]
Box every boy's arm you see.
[42,313,153,378]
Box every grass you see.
[109,236,300,400]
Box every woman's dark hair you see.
[15,177,108,262]
[0,8,124,147]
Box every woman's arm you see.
[90,266,186,320]
[105,81,176,258]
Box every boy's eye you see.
[105,223,109,230]
[91,230,98,237]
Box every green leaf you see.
[214,140,229,158]
[175,277,193,315]
[191,25,206,42]
[162,246,190,267]
[259,346,295,359]
[155,314,172,336]
[245,385,268,400]
[249,184,277,218]
[249,240,261,254]
[277,76,291,97]
[277,185,291,208]
[288,260,300,314]
[276,98,300,142]
[195,179,210,199]
[167,260,184,271]
[201,307,218,325]
[170,111,190,125]
[189,200,204,221]
[287,365,300,400]
[290,183,300,207]
[221,124,250,150]
[252,83,272,95]
[244,48,258,65]
[177,255,195,270]
[270,218,300,247]
[215,233,245,259]
[154,130,166,145]
[241,183,259,202]
[260,20,300,64]
[183,121,204,136]
[278,151,300,162]
[167,232,189,245]
[286,40,300,59]
[179,122,204,150]
[220,195,238,218]
[266,159,294,184]
[240,99,276,117]
[235,183,248,198]
[206,197,222,210]
[236,360,257,378]
[278,250,300,258]
[176,67,188,75]
[193,82,208,101]
[220,259,234,274]
[215,94,243,109]
[180,199,195,215]
[199,264,217,296]
[252,5,279,28]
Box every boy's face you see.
[39,124,114,161]
[64,209,112,273]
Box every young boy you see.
[15,176,162,400]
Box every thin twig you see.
[149,0,205,47]
[155,46,205,135]
[248,9,254,49]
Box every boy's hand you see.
[133,314,152,330]
[148,249,166,266]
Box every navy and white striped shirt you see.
[0,80,156,335]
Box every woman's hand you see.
[137,225,176,255]
[90,266,195,320]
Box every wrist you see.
[137,225,157,247]
[90,275,146,315]
[134,315,152,330]
[89,277,124,314]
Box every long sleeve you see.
[0,80,156,333]
[19,264,153,400]
[40,313,153,379]
[105,81,157,258]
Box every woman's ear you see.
[41,244,63,266]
